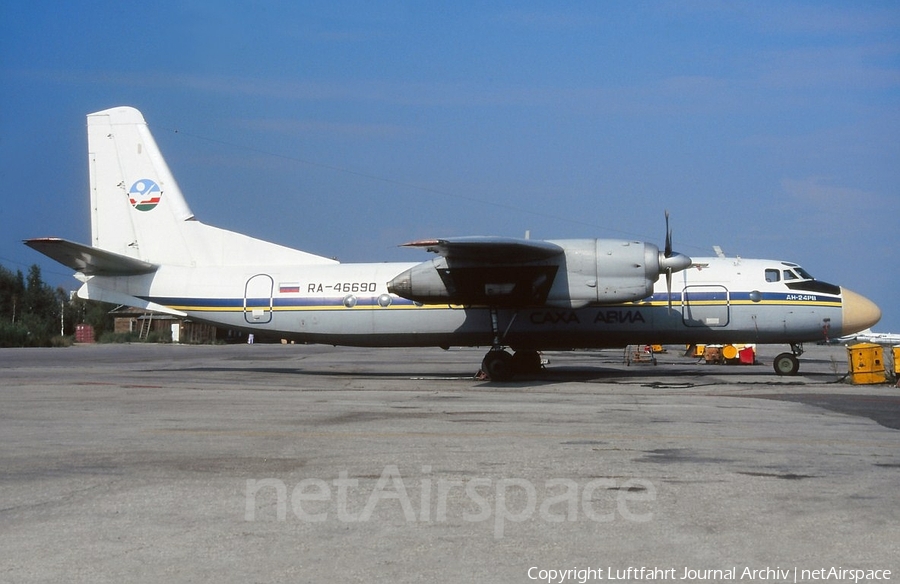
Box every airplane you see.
[835,329,900,346]
[24,106,882,380]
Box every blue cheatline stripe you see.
[644,291,841,307]
[136,295,425,312]
[138,290,843,313]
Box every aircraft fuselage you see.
[81,255,864,350]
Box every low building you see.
[110,306,218,344]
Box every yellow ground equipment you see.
[701,344,756,365]
[847,343,888,385]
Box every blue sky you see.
[2,1,898,330]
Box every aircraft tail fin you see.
[87,106,337,267]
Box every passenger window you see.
[783,270,798,281]
[765,269,780,283]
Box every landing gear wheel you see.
[512,350,542,375]
[482,350,515,382]
[773,352,800,376]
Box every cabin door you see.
[681,285,730,327]
[244,274,274,324]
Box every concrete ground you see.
[1,343,898,583]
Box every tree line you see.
[0,263,114,347]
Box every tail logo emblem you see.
[128,179,162,211]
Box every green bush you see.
[0,322,30,348]
[145,330,171,343]
[97,330,173,344]
[49,336,73,347]
[99,331,138,343]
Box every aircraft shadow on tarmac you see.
[155,357,900,431]
[157,363,742,381]
[160,358,839,387]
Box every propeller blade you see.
[666,267,673,313]
[664,210,673,258]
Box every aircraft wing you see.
[391,234,681,308]
[391,237,566,306]
[24,238,158,276]
[400,236,563,263]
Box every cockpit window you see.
[782,261,839,294]
[765,269,780,283]
[795,267,813,280]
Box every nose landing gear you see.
[773,343,803,376]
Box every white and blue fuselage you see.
[81,256,871,350]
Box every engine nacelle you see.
[387,238,691,308]
[545,239,660,308]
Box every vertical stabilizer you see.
[87,106,337,267]
[88,107,193,260]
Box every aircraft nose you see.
[840,287,882,335]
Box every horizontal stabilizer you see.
[24,238,158,276]
[401,236,563,263]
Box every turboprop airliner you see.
[836,329,900,346]
[25,106,881,380]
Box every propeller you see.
[658,210,691,313]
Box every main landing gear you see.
[480,348,542,381]
[773,343,803,376]
[478,307,543,381]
